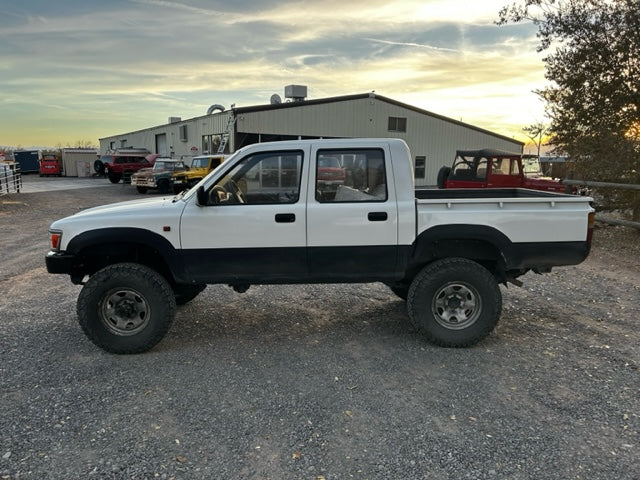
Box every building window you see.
[388,116,407,132]
[415,156,426,179]
[179,125,188,142]
[120,139,127,148]
[202,134,221,154]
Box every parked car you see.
[39,154,62,177]
[171,154,227,193]
[100,149,159,184]
[131,159,188,194]
[317,156,346,193]
[437,149,573,193]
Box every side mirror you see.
[196,186,208,206]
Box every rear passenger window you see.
[316,149,387,202]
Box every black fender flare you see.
[66,227,189,283]
[411,224,514,272]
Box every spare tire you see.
[94,159,105,175]
[437,166,451,189]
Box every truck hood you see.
[50,196,187,250]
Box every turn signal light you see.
[50,231,62,251]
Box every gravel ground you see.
[1,177,638,480]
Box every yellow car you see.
[171,154,227,193]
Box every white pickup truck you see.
[46,139,594,353]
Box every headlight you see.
[49,230,63,252]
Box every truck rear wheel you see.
[77,263,176,354]
[407,258,502,347]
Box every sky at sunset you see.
[0,0,547,151]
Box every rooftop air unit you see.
[284,85,307,102]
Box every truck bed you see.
[415,187,573,200]
[414,187,592,245]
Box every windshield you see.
[154,161,184,171]
[191,157,210,168]
[523,158,542,174]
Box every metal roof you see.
[456,148,522,158]
[233,93,523,146]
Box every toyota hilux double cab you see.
[45,139,594,354]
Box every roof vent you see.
[284,85,307,102]
[168,117,181,124]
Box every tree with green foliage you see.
[498,0,640,187]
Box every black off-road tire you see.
[94,160,105,175]
[407,258,502,347]
[437,166,451,189]
[157,179,171,194]
[136,186,148,194]
[77,263,176,354]
[107,172,121,184]
[174,284,206,306]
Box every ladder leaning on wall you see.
[217,111,237,154]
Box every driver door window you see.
[206,151,303,205]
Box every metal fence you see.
[563,179,640,229]
[0,164,22,196]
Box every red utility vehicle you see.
[99,149,159,184]
[437,149,570,193]
[39,154,62,177]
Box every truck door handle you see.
[368,212,388,222]
[275,213,296,223]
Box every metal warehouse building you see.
[99,89,523,186]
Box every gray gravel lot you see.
[1,176,639,480]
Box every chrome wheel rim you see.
[99,288,150,336]
[431,282,482,330]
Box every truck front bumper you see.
[45,251,76,274]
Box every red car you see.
[100,150,159,184]
[317,156,346,188]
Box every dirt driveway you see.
[1,176,638,480]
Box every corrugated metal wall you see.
[100,96,521,186]
[237,97,522,186]
[99,113,232,160]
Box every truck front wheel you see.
[77,263,177,354]
[107,172,121,184]
[157,179,171,194]
[407,258,502,347]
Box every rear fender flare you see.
[411,224,514,273]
